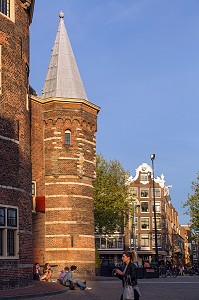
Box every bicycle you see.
[188,267,199,276]
[159,267,178,278]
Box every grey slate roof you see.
[42,11,88,100]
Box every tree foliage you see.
[183,172,199,242]
[94,154,131,234]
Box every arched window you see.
[65,130,71,145]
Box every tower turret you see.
[31,12,100,274]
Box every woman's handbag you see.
[123,275,134,300]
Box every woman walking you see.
[115,251,141,300]
[131,250,141,299]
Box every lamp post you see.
[150,154,159,266]
[130,201,140,253]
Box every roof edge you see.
[29,95,101,113]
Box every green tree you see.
[183,172,199,242]
[94,154,132,234]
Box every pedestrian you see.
[179,264,184,276]
[115,251,140,300]
[132,250,141,300]
[62,265,92,290]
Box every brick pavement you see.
[0,280,67,300]
[1,275,198,300]
[0,276,116,300]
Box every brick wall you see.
[31,97,99,274]
[0,0,33,289]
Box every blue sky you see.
[30,0,199,224]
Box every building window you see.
[140,188,149,198]
[151,188,161,198]
[153,217,161,229]
[131,187,138,197]
[140,173,148,182]
[0,0,14,21]
[0,205,19,258]
[141,202,149,212]
[7,208,17,227]
[152,234,162,248]
[0,229,3,255]
[95,235,124,250]
[153,202,161,213]
[0,207,5,226]
[65,130,71,145]
[140,234,150,248]
[0,0,10,17]
[141,217,149,230]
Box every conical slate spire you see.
[42,11,88,100]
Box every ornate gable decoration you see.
[128,162,166,188]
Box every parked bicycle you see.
[188,266,199,276]
[159,267,178,278]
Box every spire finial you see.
[59,11,64,18]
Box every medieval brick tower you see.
[31,12,100,273]
[0,0,35,289]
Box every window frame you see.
[153,201,161,213]
[140,234,150,249]
[140,201,149,213]
[64,129,71,146]
[131,187,138,197]
[152,234,162,248]
[140,217,150,230]
[0,0,15,22]
[140,173,149,182]
[151,188,161,198]
[153,217,161,229]
[140,188,149,198]
[95,234,124,250]
[0,205,19,259]
[0,207,5,226]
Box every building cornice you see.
[30,95,101,113]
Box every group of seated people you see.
[33,262,53,281]
[33,263,91,290]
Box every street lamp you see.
[132,202,140,254]
[150,154,159,266]
[130,201,140,253]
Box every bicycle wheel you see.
[172,270,178,278]
[161,268,167,278]
[189,270,194,276]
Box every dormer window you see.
[65,130,71,145]
[0,0,10,17]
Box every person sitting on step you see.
[62,265,91,290]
